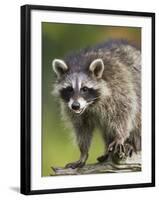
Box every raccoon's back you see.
[64,40,141,76]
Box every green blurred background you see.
[42,22,141,176]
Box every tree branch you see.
[51,152,141,176]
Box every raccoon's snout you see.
[71,101,80,111]
[68,97,87,114]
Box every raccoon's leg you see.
[97,133,113,163]
[125,129,141,157]
[65,122,94,169]
[107,122,130,159]
[108,136,125,155]
[124,143,134,157]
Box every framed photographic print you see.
[20,4,155,195]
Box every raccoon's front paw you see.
[108,138,125,159]
[125,143,134,157]
[97,154,109,163]
[65,160,85,169]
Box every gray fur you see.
[52,40,141,168]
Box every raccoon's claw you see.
[108,139,125,159]
[65,161,85,169]
[125,143,134,157]
[97,154,109,163]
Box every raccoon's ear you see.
[89,59,104,79]
[52,59,68,78]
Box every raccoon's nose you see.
[72,102,80,110]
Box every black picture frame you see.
[21,4,155,195]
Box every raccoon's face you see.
[52,58,105,115]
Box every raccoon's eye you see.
[81,86,89,92]
[66,86,73,92]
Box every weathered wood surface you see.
[51,152,141,176]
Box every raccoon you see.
[52,40,141,169]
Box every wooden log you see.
[51,152,141,176]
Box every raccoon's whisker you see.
[88,97,100,102]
